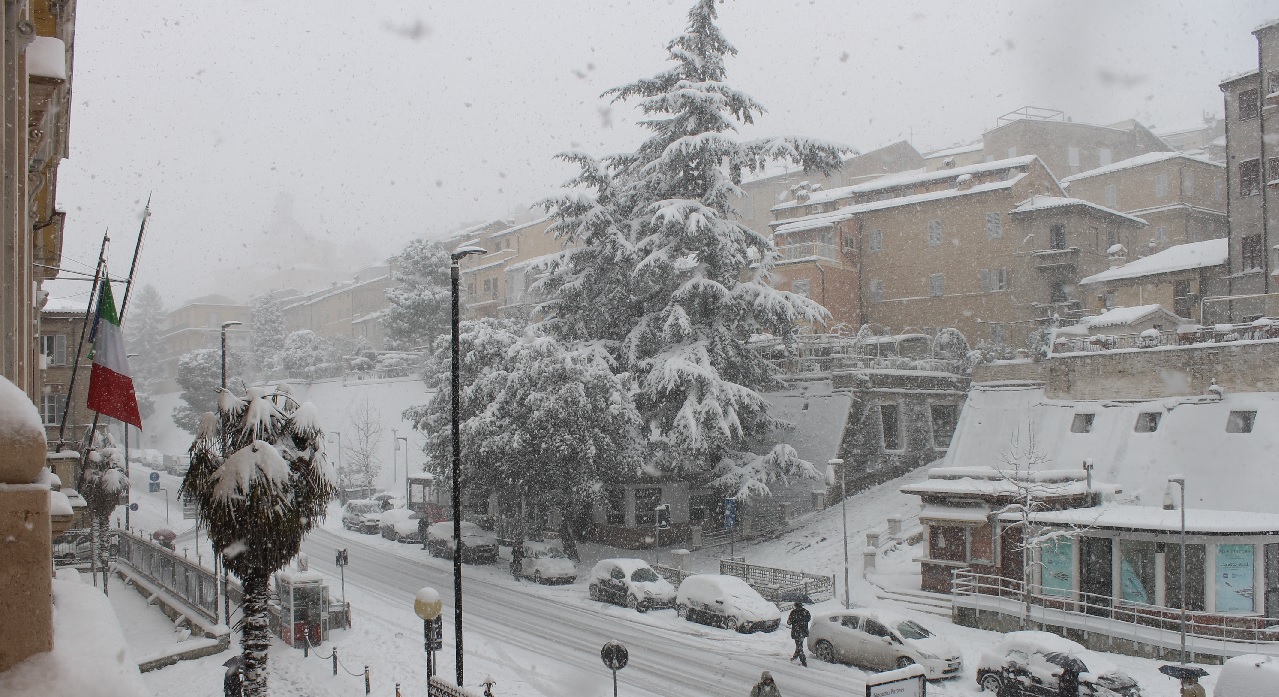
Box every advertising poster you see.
[1215,544,1255,613]
[1041,537,1073,597]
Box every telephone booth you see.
[275,560,331,649]
[407,472,448,523]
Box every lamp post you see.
[449,243,486,687]
[827,458,850,609]
[1165,477,1187,664]
[157,487,170,525]
[220,321,242,389]
[414,587,443,682]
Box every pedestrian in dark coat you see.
[750,670,781,697]
[787,599,811,667]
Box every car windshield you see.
[631,567,660,583]
[896,621,932,640]
[533,547,566,558]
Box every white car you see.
[426,521,499,564]
[516,541,577,584]
[378,508,423,543]
[977,631,1142,696]
[1215,654,1279,696]
[675,574,781,633]
[808,607,962,679]
[589,558,675,612]
[342,499,383,534]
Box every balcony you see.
[1031,246,1080,270]
[777,242,839,263]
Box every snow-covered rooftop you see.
[773,174,1028,236]
[1011,503,1279,534]
[1219,68,1260,86]
[901,466,1097,499]
[939,383,1279,515]
[1059,151,1219,184]
[1010,195,1148,225]
[41,295,88,313]
[924,142,983,159]
[1079,238,1227,285]
[1052,305,1180,335]
[771,155,1039,212]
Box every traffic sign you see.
[148,482,160,493]
[129,503,139,511]
[600,640,628,671]
[149,472,159,482]
[724,497,737,530]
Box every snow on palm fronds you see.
[82,432,128,513]
[210,440,291,502]
[534,0,845,484]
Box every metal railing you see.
[752,334,962,377]
[720,559,835,608]
[1051,318,1279,355]
[116,530,240,624]
[654,563,694,588]
[952,569,1279,651]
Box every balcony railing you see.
[952,569,1279,657]
[1051,318,1279,355]
[1031,247,1080,269]
[778,242,840,262]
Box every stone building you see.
[35,303,93,448]
[1078,238,1229,323]
[1217,20,1279,318]
[980,107,1172,181]
[156,294,249,391]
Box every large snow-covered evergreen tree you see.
[382,237,451,351]
[249,294,287,379]
[182,385,337,697]
[174,348,239,433]
[534,0,843,491]
[270,330,339,380]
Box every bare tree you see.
[343,399,384,491]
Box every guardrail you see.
[115,530,239,624]
[952,569,1279,651]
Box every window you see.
[985,212,1002,240]
[1239,88,1261,121]
[1104,292,1116,309]
[1134,412,1161,432]
[1007,147,1018,158]
[1071,413,1095,433]
[41,334,67,367]
[1099,148,1112,167]
[930,525,966,562]
[980,268,1008,292]
[930,404,958,448]
[1164,543,1206,611]
[1227,411,1257,433]
[990,323,1006,343]
[1155,173,1168,198]
[791,279,811,298]
[1269,157,1279,183]
[1107,227,1120,248]
[1240,159,1262,197]
[927,220,942,247]
[1050,281,1068,304]
[928,273,944,297]
[1215,544,1256,613]
[868,228,883,253]
[604,488,625,526]
[1183,171,1195,196]
[1174,279,1193,318]
[840,615,861,630]
[1243,234,1265,271]
[862,619,891,638]
[868,279,884,303]
[1154,226,1167,244]
[1120,540,1158,604]
[633,487,661,527]
[39,394,67,426]
[482,278,491,292]
[1068,146,1080,168]
[466,283,475,295]
[879,403,900,450]
[1048,224,1067,250]
[1104,184,1118,207]
[1270,71,1279,95]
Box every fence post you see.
[365,665,370,695]
[332,647,338,676]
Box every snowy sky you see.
[51,0,1277,307]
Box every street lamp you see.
[826,458,850,609]
[449,243,486,687]
[1164,476,1187,664]
[219,320,242,630]
[414,586,443,681]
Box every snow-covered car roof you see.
[344,499,379,512]
[522,540,565,555]
[380,508,415,525]
[590,558,654,580]
[426,521,493,543]
[679,574,757,596]
[1216,654,1279,696]
[987,631,1123,677]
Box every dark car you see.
[977,631,1142,697]
[425,521,499,564]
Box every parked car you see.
[379,508,423,543]
[342,499,383,534]
[52,530,118,562]
[977,631,1142,697]
[1214,654,1279,697]
[808,607,961,679]
[675,574,780,633]
[589,558,675,611]
[426,521,499,564]
[515,540,577,584]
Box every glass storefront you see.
[1120,540,1157,605]
[1041,537,1072,597]
[1215,544,1255,613]
[1164,543,1206,612]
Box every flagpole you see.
[56,231,108,453]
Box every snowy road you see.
[300,527,877,697]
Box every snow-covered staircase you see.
[873,587,953,617]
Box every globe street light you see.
[414,586,443,681]
[449,243,486,687]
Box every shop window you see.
[1041,538,1073,597]
[1070,413,1095,433]
[1227,411,1256,433]
[1120,540,1157,604]
[930,404,958,448]
[1215,544,1256,613]
[1265,544,1279,619]
[1165,543,1206,612]
[604,488,625,526]
[879,404,901,451]
[969,523,994,564]
[633,487,662,527]
[1134,412,1161,433]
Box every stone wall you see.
[1043,340,1279,400]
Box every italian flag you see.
[87,278,142,429]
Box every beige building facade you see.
[980,107,1172,181]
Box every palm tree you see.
[182,384,337,697]
[80,430,128,594]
